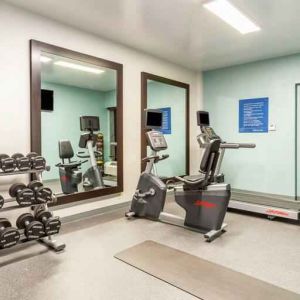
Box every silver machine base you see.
[159,212,227,242]
[229,200,299,220]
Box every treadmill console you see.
[146,131,168,151]
[197,111,220,140]
[201,126,220,140]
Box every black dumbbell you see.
[0,218,20,249]
[9,183,35,207]
[35,210,61,236]
[11,153,31,171]
[26,152,46,170]
[28,181,52,204]
[16,213,45,240]
[0,195,4,209]
[0,154,16,173]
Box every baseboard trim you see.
[61,201,130,224]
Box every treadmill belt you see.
[115,240,300,300]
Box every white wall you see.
[0,3,202,216]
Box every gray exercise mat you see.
[115,240,300,300]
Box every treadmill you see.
[197,111,300,221]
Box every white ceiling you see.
[6,0,300,70]
[41,53,116,91]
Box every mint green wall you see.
[147,81,186,177]
[41,82,116,180]
[203,54,300,197]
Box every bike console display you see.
[146,131,168,151]
[145,109,163,130]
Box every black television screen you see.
[41,89,54,111]
[197,111,210,126]
[80,116,100,131]
[146,110,163,129]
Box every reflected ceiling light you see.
[203,0,260,34]
[54,61,105,74]
[40,56,52,63]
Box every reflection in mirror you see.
[146,79,187,178]
[40,52,118,195]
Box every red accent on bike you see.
[265,209,289,217]
[61,175,68,182]
[194,200,216,208]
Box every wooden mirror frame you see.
[141,72,190,176]
[30,40,123,206]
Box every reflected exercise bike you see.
[56,116,104,194]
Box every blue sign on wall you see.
[159,107,171,134]
[239,98,269,133]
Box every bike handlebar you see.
[142,155,159,161]
[142,154,169,162]
[175,176,204,185]
[160,154,169,160]
[77,151,102,158]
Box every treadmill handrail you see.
[220,143,256,149]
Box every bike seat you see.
[183,174,205,182]
[55,161,82,169]
[175,174,207,188]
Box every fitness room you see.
[0,0,299,299]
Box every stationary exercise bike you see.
[126,109,231,242]
[77,116,104,190]
[56,140,85,194]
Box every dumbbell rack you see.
[0,167,66,252]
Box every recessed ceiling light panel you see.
[203,0,260,34]
[54,61,105,74]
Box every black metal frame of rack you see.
[0,167,65,252]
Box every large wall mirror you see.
[30,40,123,205]
[141,72,190,178]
